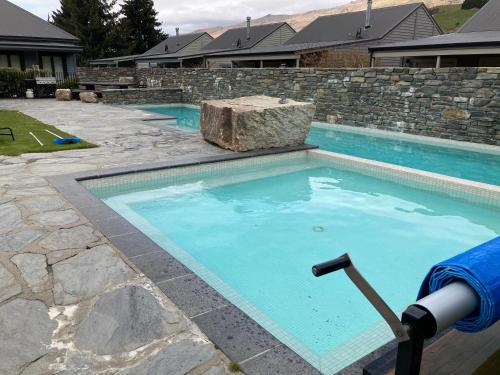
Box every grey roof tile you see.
[458,0,500,33]
[202,22,289,50]
[370,30,500,50]
[285,3,422,44]
[144,32,211,55]
[0,0,78,41]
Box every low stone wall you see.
[78,67,500,145]
[101,87,183,105]
[77,67,136,82]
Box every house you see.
[205,2,442,68]
[0,0,81,76]
[136,20,297,68]
[369,0,500,67]
[90,31,214,67]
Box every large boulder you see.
[79,91,98,103]
[200,95,316,151]
[55,89,72,101]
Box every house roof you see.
[143,32,212,55]
[458,0,500,33]
[201,22,291,51]
[0,0,79,42]
[90,32,212,64]
[369,30,500,51]
[285,3,423,45]
[370,0,500,52]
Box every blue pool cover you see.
[418,237,500,332]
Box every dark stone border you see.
[47,144,404,375]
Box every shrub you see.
[0,68,27,98]
[462,0,488,10]
[58,75,79,89]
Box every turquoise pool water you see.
[94,154,500,373]
[138,105,500,186]
[307,127,500,186]
[140,105,200,132]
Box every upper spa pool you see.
[86,150,500,374]
[134,105,500,186]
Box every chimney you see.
[365,0,372,29]
[246,17,251,40]
[176,28,180,46]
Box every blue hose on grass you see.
[417,236,500,333]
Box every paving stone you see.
[52,244,134,305]
[241,345,322,375]
[0,262,22,303]
[192,305,281,362]
[46,248,81,265]
[18,195,66,215]
[0,228,46,252]
[0,299,57,374]
[0,203,24,235]
[117,338,218,375]
[75,286,185,355]
[39,225,99,251]
[21,352,60,375]
[29,209,81,227]
[203,366,229,375]
[11,253,49,293]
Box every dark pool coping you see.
[47,144,404,375]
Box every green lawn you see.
[431,4,480,33]
[0,110,96,156]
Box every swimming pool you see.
[86,150,500,374]
[136,105,500,186]
[138,104,200,133]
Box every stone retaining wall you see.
[79,67,500,145]
[77,67,136,82]
[101,87,183,105]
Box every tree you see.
[52,0,119,64]
[462,0,488,10]
[118,0,166,55]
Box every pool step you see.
[141,115,176,122]
[363,321,500,375]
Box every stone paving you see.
[0,99,232,375]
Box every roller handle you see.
[312,254,351,277]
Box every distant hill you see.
[430,4,480,32]
[198,0,464,37]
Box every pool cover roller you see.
[418,236,500,333]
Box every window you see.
[41,55,53,73]
[0,55,8,68]
[10,55,21,70]
[0,54,22,69]
[40,55,66,77]
[53,56,64,75]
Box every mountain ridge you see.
[197,0,463,37]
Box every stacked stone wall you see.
[80,67,500,145]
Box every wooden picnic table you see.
[78,81,134,90]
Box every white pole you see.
[29,132,44,146]
[44,129,63,139]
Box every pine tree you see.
[52,0,119,64]
[119,0,166,55]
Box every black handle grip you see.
[312,254,351,277]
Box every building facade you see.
[0,0,81,76]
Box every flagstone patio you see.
[0,99,232,374]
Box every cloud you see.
[10,0,349,34]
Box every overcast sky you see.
[12,0,350,34]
